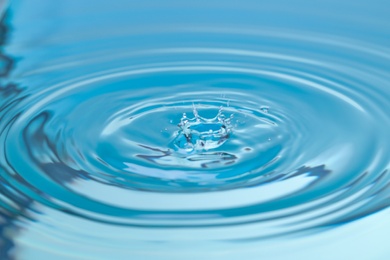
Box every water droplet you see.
[261,106,269,113]
[192,103,201,122]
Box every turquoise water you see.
[1,0,390,259]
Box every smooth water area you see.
[1,0,390,259]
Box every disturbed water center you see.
[173,107,234,153]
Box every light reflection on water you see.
[0,0,390,259]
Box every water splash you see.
[174,105,233,152]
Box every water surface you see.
[1,0,390,259]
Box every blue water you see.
[1,0,390,259]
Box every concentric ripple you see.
[1,4,390,258]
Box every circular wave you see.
[1,29,390,245]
